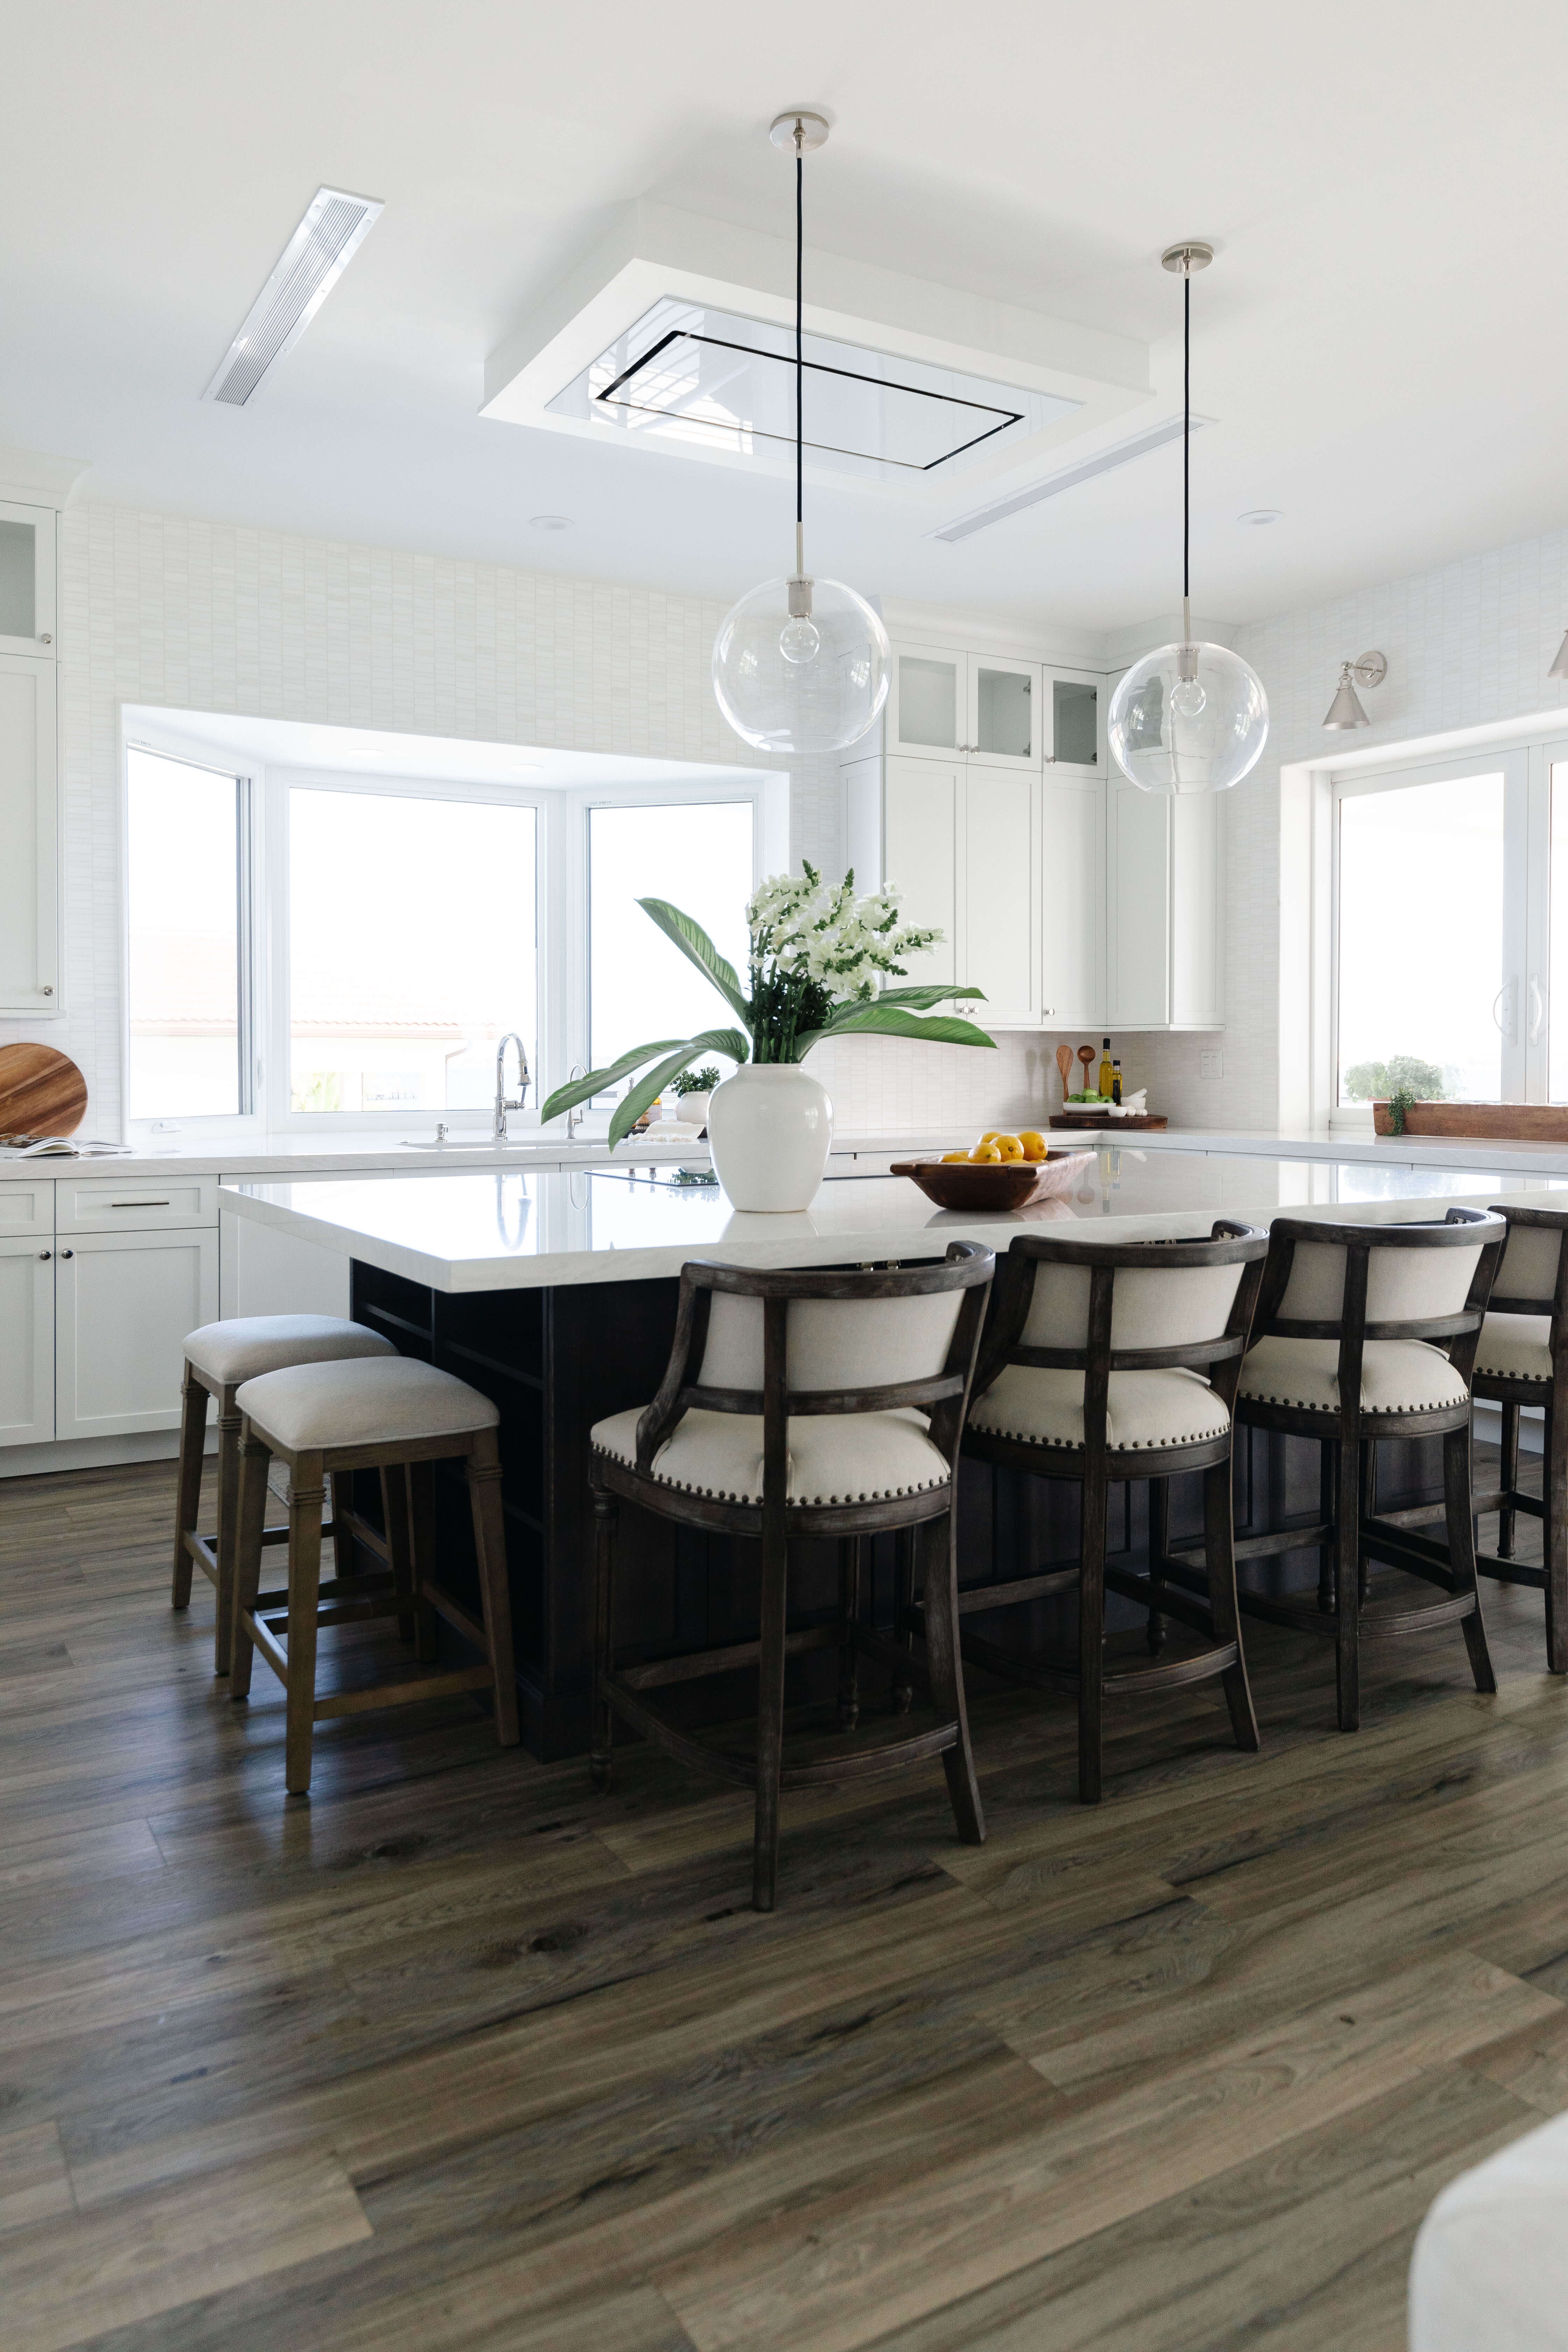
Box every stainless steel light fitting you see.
[1322,651,1388,730]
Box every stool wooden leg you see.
[1447,1425,1497,1698]
[753,1520,790,1914]
[1499,1401,1520,1558]
[1206,1455,1259,1754]
[1147,1477,1169,1655]
[285,1458,326,1796]
[466,1434,519,1748]
[838,1537,862,1732]
[591,1488,618,1792]
[170,1372,206,1611]
[212,1405,242,1676]
[409,1460,439,1664]
[921,1508,984,1846]
[381,1464,416,1642]
[229,1430,271,1697]
[890,1525,915,1715]
[1317,1441,1336,1615]
[1546,1401,1568,1676]
[1358,1441,1376,1606]
[1078,1465,1108,1803]
[1335,1440,1361,1732]
[330,1469,358,1580]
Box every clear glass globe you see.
[1107,640,1269,796]
[713,577,889,755]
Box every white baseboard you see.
[0,1428,218,1480]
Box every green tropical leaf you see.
[824,983,987,1021]
[609,1028,750,1148]
[792,1006,997,1058]
[636,899,749,1022]
[538,1040,691,1125]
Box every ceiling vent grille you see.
[203,187,383,406]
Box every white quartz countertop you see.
[219,1147,1568,1294]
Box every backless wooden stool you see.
[172,1314,396,1672]
[229,1354,519,1793]
[1214,1208,1505,1731]
[588,1243,995,1912]
[1465,1203,1568,1673]
[961,1220,1269,1804]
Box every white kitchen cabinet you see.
[57,1172,221,1233]
[887,644,1042,768]
[1043,666,1100,776]
[0,655,58,1016]
[223,1182,351,1321]
[882,757,958,987]
[0,499,56,660]
[1106,781,1222,1028]
[0,1238,55,1446]
[55,1227,218,1440]
[1040,772,1105,1027]
[961,764,1040,1024]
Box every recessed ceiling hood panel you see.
[483,202,1153,504]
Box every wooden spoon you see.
[1077,1044,1097,1095]
[1055,1043,1074,1106]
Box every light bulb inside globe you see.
[1170,676,1207,720]
[1107,638,1269,796]
[779,615,820,665]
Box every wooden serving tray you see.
[0,1042,87,1141]
[1373,1102,1568,1141]
[1048,1111,1168,1130]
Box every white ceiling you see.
[7,1,1568,633]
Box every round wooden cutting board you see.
[0,1043,88,1139]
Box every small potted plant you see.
[667,1064,721,1130]
[541,863,996,1209]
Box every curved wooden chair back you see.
[1485,1203,1568,1334]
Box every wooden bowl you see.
[890,1153,1087,1211]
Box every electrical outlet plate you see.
[1199,1050,1224,1081]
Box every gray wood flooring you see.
[0,1450,1564,2350]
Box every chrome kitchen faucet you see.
[494,1033,530,1142]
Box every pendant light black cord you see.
[1183,267,1190,607]
[795,145,804,560]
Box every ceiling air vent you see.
[203,187,383,406]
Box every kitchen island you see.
[220,1152,1558,1756]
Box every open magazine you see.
[0,1136,132,1157]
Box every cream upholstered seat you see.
[183,1314,393,1388]
[588,1246,996,1913]
[172,1312,398,1679]
[1233,1209,1505,1733]
[968,1364,1230,1452]
[1475,1312,1553,1384]
[1238,1334,1469,1414]
[590,1404,946,1505]
[961,1221,1269,1805]
[1409,2108,1568,2351]
[236,1356,499,1454]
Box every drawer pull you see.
[110,1199,170,1208]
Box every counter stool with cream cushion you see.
[1469,1202,1568,1672]
[1225,1208,1506,1732]
[960,1221,1269,1805]
[229,1354,519,1794]
[588,1244,995,1913]
[172,1314,397,1673]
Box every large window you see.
[288,789,537,1115]
[589,800,754,1072]
[125,748,248,1121]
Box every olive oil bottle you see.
[1098,1038,1114,1098]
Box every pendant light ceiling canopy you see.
[1106,244,1269,798]
[711,114,890,758]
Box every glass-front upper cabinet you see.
[887,645,964,758]
[0,501,56,660]
[1044,668,1099,774]
[967,655,1038,770]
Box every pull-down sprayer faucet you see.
[493,1033,530,1142]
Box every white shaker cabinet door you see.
[883,756,958,987]
[1107,781,1172,1026]
[55,1227,218,1440]
[0,1237,55,1446]
[963,764,1039,1024]
[1039,774,1105,1027]
[0,655,58,1017]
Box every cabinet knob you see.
[41,985,53,996]
[59,1248,74,1260]
[38,1250,50,1261]
[39,633,52,646]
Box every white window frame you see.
[122,735,785,1145]
[1326,745,1530,1130]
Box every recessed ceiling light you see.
[1237,507,1283,526]
[531,514,573,531]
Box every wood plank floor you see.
[1,1452,1565,2350]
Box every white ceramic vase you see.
[706,1063,833,1211]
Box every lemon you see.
[969,1141,1002,1163]
[940,1149,969,1163]
[1019,1129,1047,1161]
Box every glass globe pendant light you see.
[1106,244,1269,796]
[712,113,889,757]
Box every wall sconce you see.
[1549,628,1568,679]
[1322,651,1387,730]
